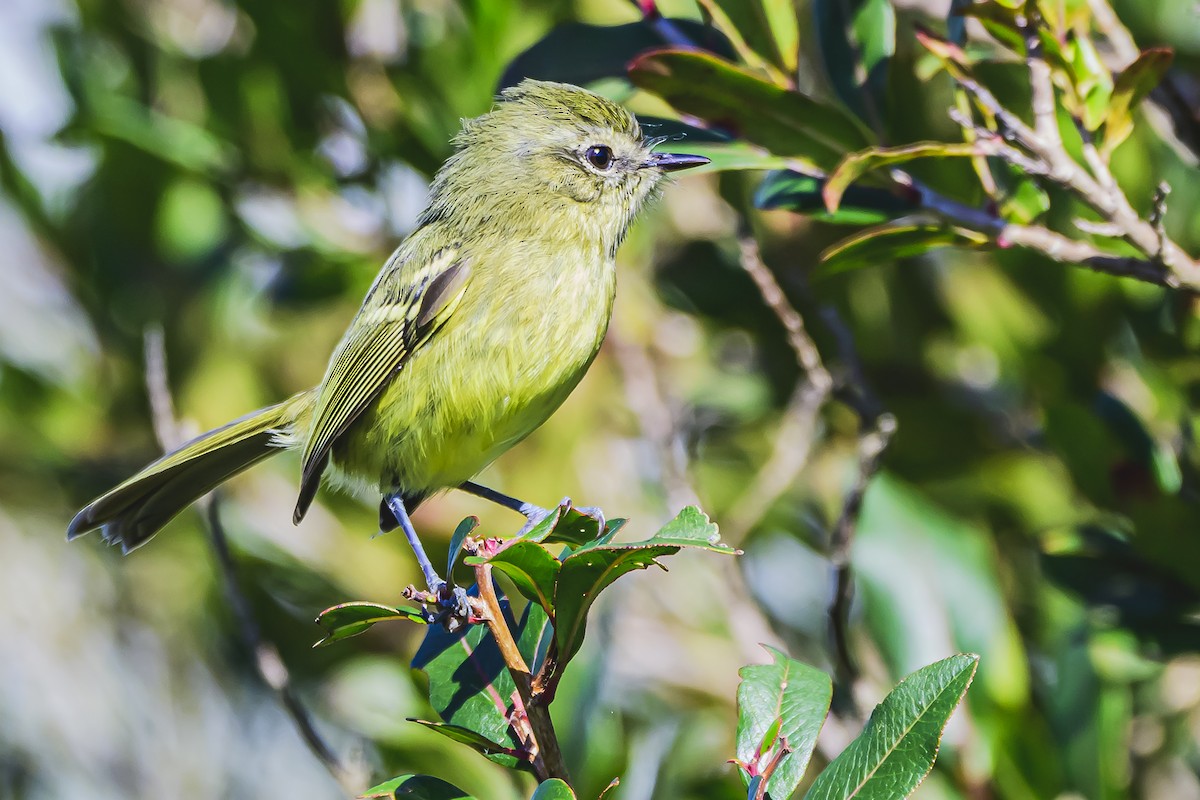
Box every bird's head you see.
[423,79,709,252]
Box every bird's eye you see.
[585,145,614,171]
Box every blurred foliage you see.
[4,0,1200,798]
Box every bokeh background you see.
[3,0,1200,797]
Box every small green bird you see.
[67,79,707,605]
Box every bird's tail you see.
[68,390,315,553]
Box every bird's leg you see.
[458,481,605,536]
[384,493,469,622]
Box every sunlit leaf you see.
[804,654,979,800]
[736,646,832,798]
[553,506,738,665]
[313,601,427,647]
[530,778,578,800]
[466,539,560,612]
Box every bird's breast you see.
[337,246,617,495]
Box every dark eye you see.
[585,145,614,171]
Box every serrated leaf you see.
[629,48,873,170]
[553,507,737,665]
[499,19,735,90]
[1103,47,1174,154]
[447,516,479,576]
[804,654,979,800]
[412,587,526,756]
[408,721,525,770]
[313,601,427,647]
[467,540,561,613]
[736,646,833,798]
[819,220,990,275]
[360,774,475,799]
[823,142,983,213]
[755,170,913,224]
[530,778,578,800]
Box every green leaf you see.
[408,721,525,770]
[1102,47,1174,155]
[736,646,833,798]
[819,220,990,275]
[499,20,735,89]
[360,774,475,799]
[447,516,479,576]
[805,654,978,800]
[553,506,737,665]
[512,502,604,548]
[708,0,798,74]
[412,588,527,758]
[657,141,795,174]
[755,170,913,224]
[530,778,578,800]
[823,142,983,213]
[313,601,427,647]
[813,0,896,124]
[629,48,873,170]
[467,540,561,613]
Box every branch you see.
[471,560,569,782]
[827,413,895,710]
[141,330,358,792]
[954,74,1200,286]
[722,235,832,542]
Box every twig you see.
[904,174,1175,286]
[472,561,569,782]
[609,333,702,514]
[1020,8,1061,149]
[827,413,895,711]
[954,74,1200,285]
[141,330,357,792]
[722,235,832,542]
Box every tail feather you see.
[68,390,313,553]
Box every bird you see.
[67,79,709,609]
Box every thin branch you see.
[903,173,1175,286]
[472,561,568,782]
[1020,8,1061,149]
[954,74,1200,284]
[827,413,895,708]
[722,235,832,542]
[141,330,358,792]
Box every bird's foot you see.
[404,580,475,632]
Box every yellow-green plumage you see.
[68,79,706,552]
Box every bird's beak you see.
[644,152,711,172]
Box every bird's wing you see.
[293,245,471,523]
